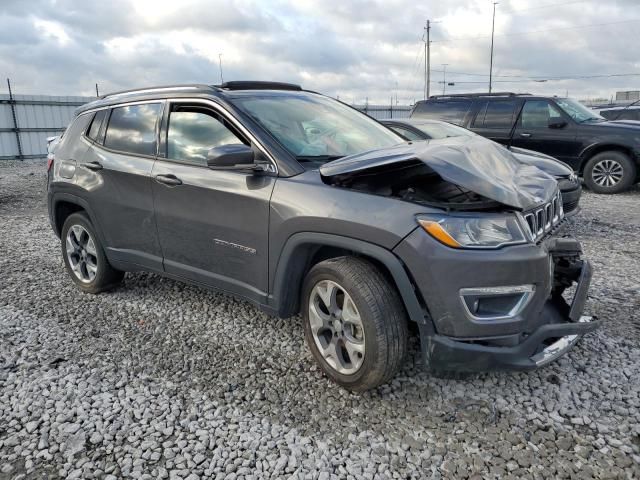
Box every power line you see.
[503,0,590,14]
[433,18,640,43]
[439,73,640,84]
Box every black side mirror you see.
[548,118,567,129]
[207,144,259,171]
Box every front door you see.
[511,99,579,165]
[151,101,276,302]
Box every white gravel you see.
[1,160,639,479]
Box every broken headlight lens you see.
[418,214,528,249]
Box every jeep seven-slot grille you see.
[523,191,564,242]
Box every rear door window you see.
[412,100,472,125]
[104,103,162,156]
[474,100,518,128]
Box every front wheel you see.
[302,257,408,392]
[583,151,636,194]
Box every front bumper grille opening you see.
[523,190,565,243]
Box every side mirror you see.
[548,118,567,129]
[207,144,257,170]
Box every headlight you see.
[418,214,528,249]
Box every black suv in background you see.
[47,82,598,391]
[411,92,640,194]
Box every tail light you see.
[47,154,54,172]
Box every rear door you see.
[79,102,164,270]
[511,99,579,164]
[151,100,276,302]
[469,99,521,145]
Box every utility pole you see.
[95,83,99,97]
[441,64,448,95]
[423,20,431,99]
[489,2,498,93]
[218,53,224,84]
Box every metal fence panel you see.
[0,94,94,160]
[353,105,413,120]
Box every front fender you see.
[269,231,430,329]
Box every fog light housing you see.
[460,285,535,321]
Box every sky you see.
[1,0,639,104]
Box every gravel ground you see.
[1,159,639,479]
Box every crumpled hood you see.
[320,136,558,210]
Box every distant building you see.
[615,90,640,102]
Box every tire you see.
[583,151,636,194]
[61,212,124,294]
[301,256,408,392]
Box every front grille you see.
[523,190,564,242]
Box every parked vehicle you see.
[47,82,599,391]
[382,118,582,214]
[411,92,640,194]
[593,104,640,122]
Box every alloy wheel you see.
[308,280,366,375]
[592,159,624,187]
[66,225,98,283]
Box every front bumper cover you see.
[416,245,600,372]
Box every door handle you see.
[82,161,103,171]
[155,174,183,186]
[519,132,532,138]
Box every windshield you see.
[413,122,475,139]
[555,98,605,123]
[232,93,402,161]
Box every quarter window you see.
[389,126,424,141]
[87,110,107,143]
[104,103,162,156]
[167,108,245,165]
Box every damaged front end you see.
[319,136,558,212]
[320,137,600,372]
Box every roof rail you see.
[428,92,530,99]
[217,81,302,91]
[100,84,214,100]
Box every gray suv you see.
[47,82,599,391]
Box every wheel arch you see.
[579,143,638,174]
[50,193,106,245]
[270,232,430,328]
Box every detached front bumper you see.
[420,258,600,371]
[395,227,600,372]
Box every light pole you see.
[218,53,224,84]
[489,2,498,93]
[441,64,448,95]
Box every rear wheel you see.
[61,212,124,294]
[302,257,408,392]
[583,151,636,194]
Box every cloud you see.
[0,0,638,102]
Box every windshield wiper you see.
[296,155,344,162]
[579,117,605,123]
